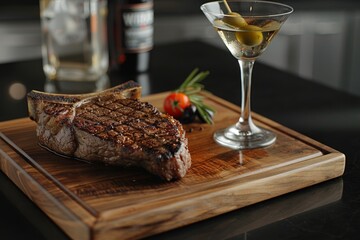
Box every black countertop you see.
[1,40,360,239]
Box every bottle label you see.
[119,3,154,53]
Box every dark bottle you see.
[108,0,154,73]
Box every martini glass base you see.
[213,125,276,150]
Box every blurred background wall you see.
[1,0,359,96]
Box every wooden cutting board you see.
[0,92,345,240]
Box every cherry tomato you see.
[164,92,191,118]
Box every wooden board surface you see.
[0,92,345,240]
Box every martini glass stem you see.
[236,59,261,135]
[213,57,276,149]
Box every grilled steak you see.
[27,81,191,181]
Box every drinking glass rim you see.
[200,0,294,18]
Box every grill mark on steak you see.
[73,98,183,163]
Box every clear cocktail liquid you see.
[214,19,280,59]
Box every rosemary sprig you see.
[175,68,215,124]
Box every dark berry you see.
[179,105,197,124]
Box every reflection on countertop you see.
[151,178,344,239]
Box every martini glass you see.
[201,0,293,149]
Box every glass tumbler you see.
[40,0,108,82]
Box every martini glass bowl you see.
[201,0,293,149]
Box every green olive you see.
[222,12,247,28]
[222,11,263,47]
[235,25,263,47]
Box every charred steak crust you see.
[72,97,191,180]
[27,82,191,181]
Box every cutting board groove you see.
[0,92,345,240]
